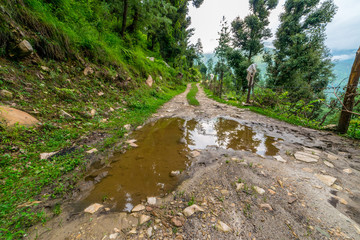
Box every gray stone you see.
[83,66,94,76]
[216,221,232,232]
[315,174,337,186]
[109,233,119,239]
[147,197,157,205]
[294,151,319,163]
[84,203,103,214]
[139,215,151,225]
[18,40,33,56]
[254,186,265,195]
[183,204,204,217]
[343,168,353,174]
[189,150,201,158]
[324,161,334,168]
[146,227,153,238]
[124,124,131,131]
[0,90,13,100]
[236,183,244,191]
[274,155,286,163]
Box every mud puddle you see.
[77,117,280,212]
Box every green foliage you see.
[348,118,360,139]
[188,196,195,206]
[265,0,337,102]
[232,0,278,61]
[187,83,200,106]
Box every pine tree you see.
[215,17,231,98]
[265,0,337,102]
[231,0,278,62]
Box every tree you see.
[215,17,231,98]
[265,0,337,102]
[232,0,278,61]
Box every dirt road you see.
[28,84,360,240]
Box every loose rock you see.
[254,186,265,195]
[171,216,185,227]
[124,124,131,131]
[236,183,244,191]
[190,150,201,158]
[260,203,273,211]
[0,106,40,127]
[343,168,353,174]
[315,174,337,186]
[132,204,145,212]
[60,110,74,119]
[324,161,334,168]
[84,203,103,214]
[40,151,58,160]
[146,75,154,87]
[170,170,181,177]
[139,215,151,225]
[146,227,153,237]
[86,148,98,154]
[216,221,232,232]
[147,197,157,205]
[274,155,286,163]
[109,233,119,239]
[183,204,204,217]
[294,151,319,163]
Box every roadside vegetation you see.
[202,0,360,139]
[187,83,200,106]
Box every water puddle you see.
[78,117,280,212]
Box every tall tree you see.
[231,0,278,61]
[215,17,231,98]
[265,0,337,102]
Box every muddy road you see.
[28,84,360,240]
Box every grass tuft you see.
[187,83,200,106]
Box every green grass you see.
[187,83,200,106]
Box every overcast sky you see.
[188,0,360,53]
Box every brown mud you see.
[27,84,360,240]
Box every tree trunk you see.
[219,70,224,98]
[121,0,128,37]
[128,5,139,33]
[338,47,360,134]
[246,73,253,104]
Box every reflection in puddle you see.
[79,117,280,212]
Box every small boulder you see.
[84,203,103,214]
[0,90,13,100]
[183,204,204,217]
[10,40,33,58]
[236,183,244,191]
[41,66,50,72]
[124,124,131,131]
[343,168,353,174]
[146,227,153,238]
[146,75,154,87]
[0,106,40,127]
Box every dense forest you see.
[0,0,359,238]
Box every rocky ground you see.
[27,84,360,240]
